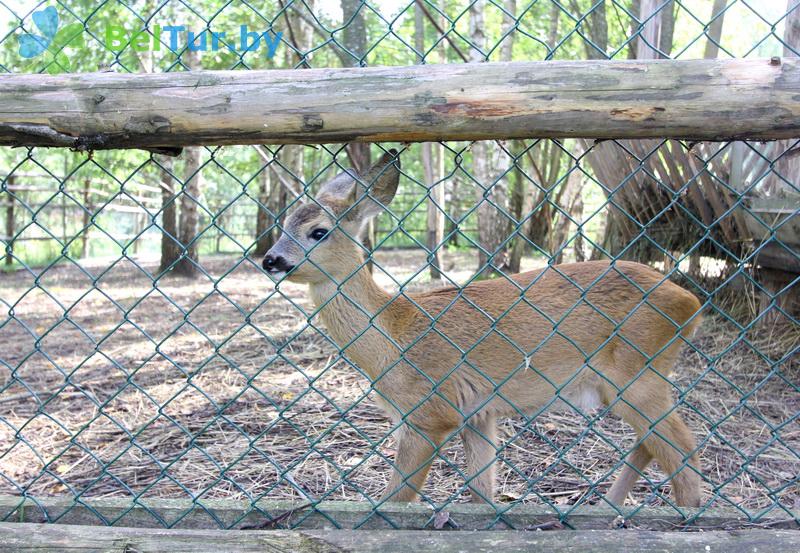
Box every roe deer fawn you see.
[263,149,703,506]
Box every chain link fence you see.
[0,0,798,529]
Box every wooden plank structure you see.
[1,496,797,530]
[0,496,798,551]
[2,522,800,553]
[0,58,799,152]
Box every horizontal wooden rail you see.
[1,58,799,152]
[1,496,797,531]
[2,522,800,553]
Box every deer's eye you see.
[309,228,329,241]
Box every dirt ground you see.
[0,251,797,518]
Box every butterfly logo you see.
[18,6,84,73]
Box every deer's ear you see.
[315,149,400,221]
[347,149,401,220]
[316,169,359,208]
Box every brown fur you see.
[265,152,704,506]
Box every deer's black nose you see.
[262,254,293,273]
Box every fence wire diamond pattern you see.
[0,0,798,530]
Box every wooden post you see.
[2,59,800,151]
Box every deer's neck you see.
[308,268,406,381]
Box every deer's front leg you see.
[461,412,497,503]
[382,423,445,502]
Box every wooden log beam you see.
[1,58,799,152]
[2,522,800,553]
[1,496,797,531]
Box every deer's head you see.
[262,149,400,284]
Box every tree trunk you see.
[570,0,606,59]
[590,0,672,262]
[658,1,676,58]
[339,0,371,171]
[473,152,501,273]
[500,0,516,62]
[173,145,202,277]
[267,151,290,258]
[628,0,641,59]
[4,175,14,266]
[414,0,426,63]
[703,0,727,59]
[448,176,462,248]
[524,142,561,256]
[79,178,91,258]
[416,0,445,280]
[688,0,729,272]
[572,193,585,262]
[546,2,559,58]
[283,146,304,215]
[551,171,576,264]
[474,139,497,275]
[158,157,179,272]
[254,167,273,257]
[507,146,529,274]
[785,0,800,58]
[474,0,513,276]
[423,144,444,280]
[551,169,586,264]
[636,0,662,59]
[173,49,203,277]
[341,0,373,271]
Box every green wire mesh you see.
[0,0,798,530]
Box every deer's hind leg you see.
[606,444,653,505]
[460,411,497,503]
[600,341,702,507]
